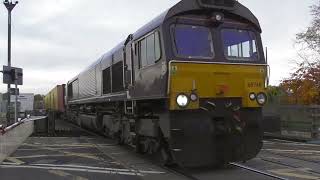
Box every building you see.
[10,93,34,112]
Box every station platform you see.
[0,120,320,180]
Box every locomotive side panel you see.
[95,61,102,97]
[79,67,97,99]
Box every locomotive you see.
[49,0,269,167]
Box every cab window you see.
[138,31,161,68]
[222,29,258,61]
[172,24,214,58]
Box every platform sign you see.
[2,93,8,100]
[3,66,23,85]
[10,88,19,95]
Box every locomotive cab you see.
[167,18,267,110]
[159,0,268,167]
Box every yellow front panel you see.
[169,62,267,110]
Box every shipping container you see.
[45,85,65,113]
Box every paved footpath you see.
[0,135,182,180]
[0,120,185,180]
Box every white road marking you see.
[0,164,143,176]
[17,146,91,151]
[264,140,320,147]
[111,152,127,155]
[23,143,94,147]
[262,149,320,154]
[1,162,19,165]
[269,168,320,180]
[6,157,25,165]
[48,170,89,180]
[0,163,166,175]
[48,170,72,177]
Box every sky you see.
[0,0,316,95]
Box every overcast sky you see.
[0,0,316,95]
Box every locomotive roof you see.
[133,0,261,40]
[69,0,261,83]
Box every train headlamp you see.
[256,93,267,105]
[211,13,224,22]
[249,93,256,100]
[215,14,223,21]
[190,93,198,102]
[176,94,189,108]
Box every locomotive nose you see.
[168,61,267,110]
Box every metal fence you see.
[264,105,320,140]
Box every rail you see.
[229,163,289,180]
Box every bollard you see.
[310,106,320,139]
[0,124,4,135]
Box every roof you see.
[68,0,261,84]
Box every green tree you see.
[266,86,283,103]
[34,94,44,101]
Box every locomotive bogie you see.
[102,115,121,137]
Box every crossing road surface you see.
[1,120,320,180]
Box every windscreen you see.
[222,29,258,61]
[173,25,214,58]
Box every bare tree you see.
[279,2,320,105]
[297,1,320,57]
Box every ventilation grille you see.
[198,0,236,9]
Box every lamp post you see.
[3,0,18,125]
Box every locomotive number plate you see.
[247,81,262,88]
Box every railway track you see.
[263,139,320,165]
[229,163,289,180]
[262,149,320,165]
[159,161,289,180]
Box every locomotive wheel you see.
[117,130,125,145]
[103,126,110,137]
[158,147,176,167]
[156,137,175,166]
[134,134,144,153]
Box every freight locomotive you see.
[46,0,269,167]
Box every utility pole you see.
[14,72,18,122]
[3,0,18,125]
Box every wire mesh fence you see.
[263,103,320,140]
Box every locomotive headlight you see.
[190,93,198,102]
[211,13,224,22]
[215,14,223,21]
[176,94,189,108]
[256,93,267,105]
[249,93,256,100]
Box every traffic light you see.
[3,66,23,85]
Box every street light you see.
[3,0,18,125]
